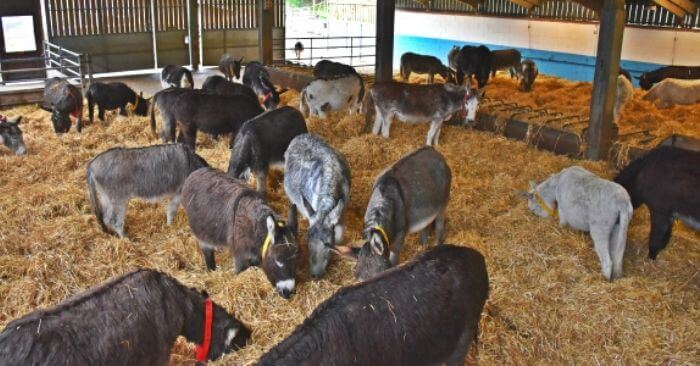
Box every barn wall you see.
[394,10,700,85]
[201,27,284,65]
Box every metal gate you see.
[200,0,285,65]
[45,0,286,73]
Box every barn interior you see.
[0,0,699,365]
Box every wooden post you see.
[375,0,395,82]
[187,0,200,70]
[258,0,274,64]
[587,0,625,160]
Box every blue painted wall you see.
[394,35,664,87]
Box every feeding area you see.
[0,84,698,364]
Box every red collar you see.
[195,298,214,362]
[263,92,273,103]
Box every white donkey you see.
[522,166,633,281]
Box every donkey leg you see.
[98,106,106,121]
[434,209,447,245]
[609,222,626,280]
[426,121,440,146]
[389,232,406,266]
[444,324,475,366]
[166,194,181,225]
[419,228,430,246]
[255,169,268,195]
[427,74,434,84]
[381,113,394,138]
[372,108,384,135]
[590,225,613,281]
[199,243,216,271]
[109,200,128,238]
[648,210,673,260]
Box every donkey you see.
[161,65,194,89]
[637,65,700,90]
[518,59,538,92]
[227,106,308,195]
[87,144,208,238]
[490,49,522,78]
[312,59,358,79]
[294,41,304,61]
[299,74,364,118]
[0,269,250,366]
[615,74,634,122]
[150,88,264,149]
[40,77,83,134]
[523,166,633,280]
[455,45,492,89]
[85,82,149,122]
[364,81,481,146]
[400,52,453,84]
[340,147,451,281]
[447,45,460,70]
[0,116,26,156]
[257,244,489,366]
[614,146,699,259]
[242,61,280,110]
[202,75,259,102]
[642,78,700,108]
[182,168,300,298]
[284,133,351,278]
[218,54,244,81]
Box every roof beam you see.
[652,0,688,19]
[669,0,696,14]
[510,0,539,9]
[575,0,604,12]
[457,0,482,8]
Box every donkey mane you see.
[5,268,199,329]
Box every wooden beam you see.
[669,0,696,14]
[574,0,603,12]
[375,0,395,82]
[652,0,688,19]
[457,0,482,8]
[509,0,537,9]
[587,0,625,160]
[258,0,274,64]
[187,0,200,70]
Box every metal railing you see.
[0,41,93,92]
[272,36,376,68]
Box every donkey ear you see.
[266,215,276,235]
[238,57,244,63]
[331,245,359,260]
[287,205,298,234]
[477,88,486,98]
[370,234,385,256]
[11,116,22,125]
[201,290,209,298]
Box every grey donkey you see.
[521,166,633,281]
[86,144,208,238]
[338,146,452,281]
[284,133,351,278]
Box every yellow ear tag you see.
[372,225,391,248]
[262,221,285,258]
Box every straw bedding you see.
[0,85,698,365]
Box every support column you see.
[258,0,274,64]
[587,0,625,160]
[187,0,200,71]
[375,0,395,82]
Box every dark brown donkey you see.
[40,77,83,134]
[0,269,250,366]
[182,168,300,298]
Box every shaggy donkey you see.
[518,59,538,92]
[161,65,194,89]
[182,168,300,298]
[364,81,481,146]
[614,146,699,259]
[284,133,351,278]
[490,48,521,77]
[242,61,281,110]
[294,41,304,61]
[299,74,364,118]
[447,45,460,70]
[87,144,208,238]
[150,88,264,149]
[312,59,358,79]
[85,82,149,122]
[523,166,633,280]
[642,78,700,108]
[202,75,259,102]
[0,115,26,155]
[615,74,634,122]
[41,77,83,134]
[218,54,244,81]
[227,106,308,195]
[339,146,451,281]
[256,244,489,366]
[400,52,453,84]
[0,269,250,366]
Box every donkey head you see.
[193,291,251,362]
[261,206,299,298]
[232,57,244,80]
[465,88,484,124]
[135,92,150,116]
[637,73,652,90]
[519,180,557,219]
[305,197,345,279]
[51,110,71,134]
[0,116,26,155]
[351,227,392,281]
[258,75,280,110]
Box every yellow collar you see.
[372,225,391,249]
[534,191,558,220]
[126,95,140,115]
[261,220,286,258]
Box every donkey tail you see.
[611,200,633,279]
[362,91,375,134]
[85,86,95,123]
[86,167,109,234]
